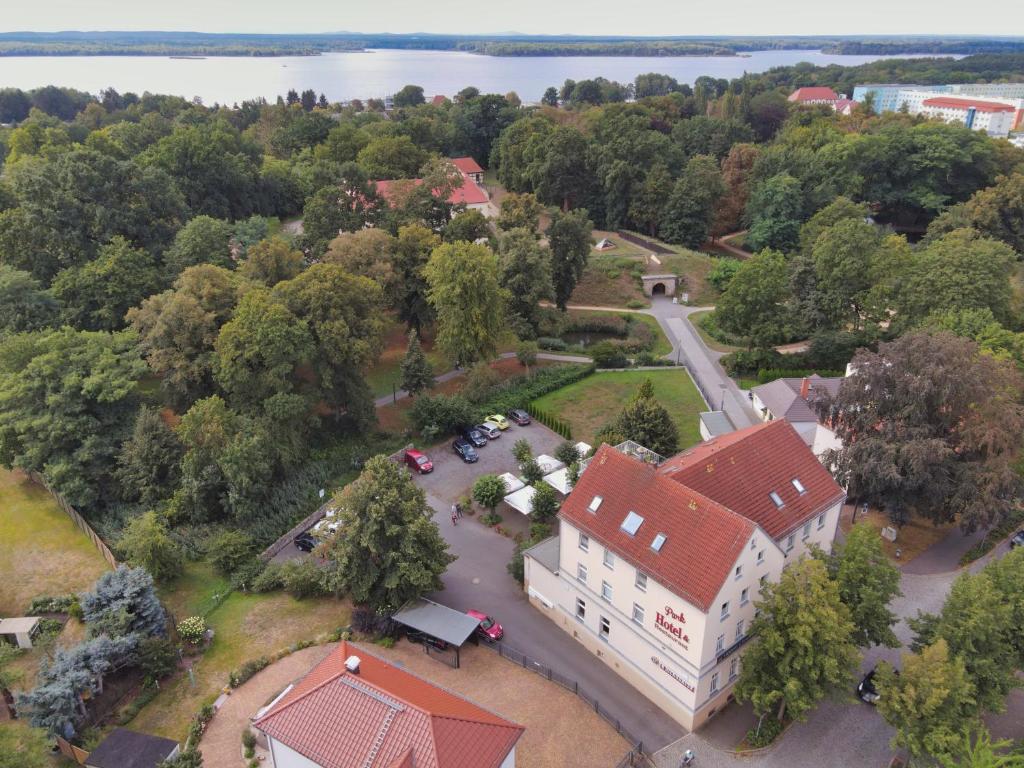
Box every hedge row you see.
[527,404,572,439]
[756,368,845,384]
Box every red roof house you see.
[788,86,840,104]
[374,158,489,210]
[450,157,484,176]
[253,642,524,768]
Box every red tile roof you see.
[922,96,1014,113]
[253,642,523,768]
[788,87,840,103]
[431,95,448,106]
[375,171,489,207]
[659,420,845,540]
[559,444,755,613]
[451,157,484,175]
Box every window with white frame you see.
[632,603,644,625]
[577,563,587,583]
[729,658,739,681]
[599,615,610,640]
[741,587,749,605]
[575,598,586,620]
[710,672,719,694]
[802,522,811,540]
[734,564,742,580]
[786,534,795,552]
[817,513,826,530]
[716,634,724,654]
[601,580,613,601]
[635,571,647,592]
[720,601,730,620]
[603,548,615,569]
[579,532,589,552]
[736,619,745,641]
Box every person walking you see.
[450,508,458,526]
[455,502,463,519]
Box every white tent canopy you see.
[574,442,592,458]
[498,472,525,494]
[536,454,565,474]
[503,485,537,515]
[543,467,572,495]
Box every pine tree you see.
[80,566,167,639]
[400,330,434,396]
[610,379,679,456]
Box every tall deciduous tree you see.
[239,236,304,287]
[876,640,978,765]
[472,474,507,516]
[499,228,553,337]
[393,224,440,333]
[823,332,1024,531]
[163,215,235,276]
[548,208,593,310]
[658,154,725,248]
[0,265,58,338]
[734,558,858,722]
[712,143,760,237]
[116,407,182,506]
[714,248,790,346]
[746,173,803,253]
[118,511,184,583]
[529,126,595,211]
[497,192,542,234]
[629,164,673,237]
[322,455,455,611]
[424,242,506,365]
[400,330,434,396]
[323,228,398,301]
[937,726,1024,768]
[300,162,381,258]
[925,173,1024,254]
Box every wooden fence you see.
[56,736,89,765]
[28,471,118,570]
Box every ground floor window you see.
[729,657,739,681]
[599,615,611,641]
[576,598,586,621]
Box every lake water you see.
[0,49,951,105]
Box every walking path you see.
[713,230,751,260]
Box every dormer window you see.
[620,511,644,536]
[651,533,667,552]
[791,478,806,494]
[769,491,784,508]
[588,495,603,513]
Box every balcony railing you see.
[579,440,665,475]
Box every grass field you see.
[364,318,448,398]
[0,469,110,617]
[532,370,705,449]
[128,562,352,741]
[688,310,743,354]
[656,247,721,307]
[570,250,649,308]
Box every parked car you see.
[507,408,531,426]
[467,609,504,642]
[459,425,488,448]
[453,438,479,463]
[477,422,501,439]
[403,448,433,474]
[486,414,510,430]
[294,532,317,552]
[312,517,339,538]
[1010,530,1024,548]
[405,629,449,650]
[857,666,896,705]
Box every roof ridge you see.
[253,663,346,726]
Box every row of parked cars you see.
[402,408,533,470]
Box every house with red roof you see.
[523,420,844,731]
[787,86,841,105]
[252,641,524,768]
[374,158,494,217]
[919,96,1016,136]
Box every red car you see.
[403,448,433,474]
[467,609,503,642]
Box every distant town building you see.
[523,421,845,731]
[919,96,1017,136]
[852,83,1024,135]
[374,158,494,216]
[450,156,485,185]
[787,86,842,105]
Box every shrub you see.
[177,616,207,645]
[463,362,501,403]
[479,512,503,527]
[137,636,178,680]
[746,716,784,748]
[473,474,507,515]
[536,336,568,351]
[591,341,629,369]
[554,441,581,466]
[26,594,79,615]
[529,483,560,523]
[721,348,788,376]
[242,729,256,758]
[409,393,476,437]
[207,530,256,576]
[352,606,399,638]
[473,363,595,419]
[564,314,629,336]
[118,511,184,583]
[707,257,743,291]
[250,563,285,593]
[278,559,327,599]
[229,657,269,687]
[377,636,395,649]
[521,458,543,484]
[626,299,647,309]
[231,559,267,592]
[512,438,533,465]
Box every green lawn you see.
[570,250,649,308]
[655,248,721,307]
[532,370,705,449]
[129,562,352,741]
[688,310,743,354]
[364,318,448,398]
[0,469,110,616]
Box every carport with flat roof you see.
[392,598,482,668]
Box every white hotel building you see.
[523,420,845,731]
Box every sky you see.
[1,0,1021,37]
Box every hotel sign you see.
[651,655,696,692]
[654,605,690,649]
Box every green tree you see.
[356,135,428,179]
[497,192,542,233]
[118,511,184,583]
[810,218,884,329]
[0,328,145,508]
[400,330,434,396]
[938,726,1024,768]
[473,474,507,516]
[239,236,304,287]
[163,215,234,275]
[548,208,593,310]
[299,163,381,258]
[746,173,803,253]
[910,569,1018,713]
[659,155,725,248]
[826,332,1024,531]
[628,164,673,237]
[541,87,559,107]
[393,224,440,333]
[876,640,978,765]
[798,197,871,255]
[115,406,183,506]
[984,548,1024,668]
[529,126,596,211]
[734,558,858,722]
[443,209,491,244]
[512,438,533,465]
[823,522,901,647]
[393,85,426,108]
[607,379,679,456]
[499,228,553,336]
[0,265,58,338]
[51,237,163,331]
[424,241,506,365]
[714,248,791,346]
[207,530,256,576]
[322,455,455,610]
[169,395,236,523]
[323,228,398,302]
[925,173,1024,254]
[530,481,560,523]
[924,308,1024,369]
[516,340,538,374]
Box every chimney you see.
[345,655,361,674]
[800,377,810,400]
